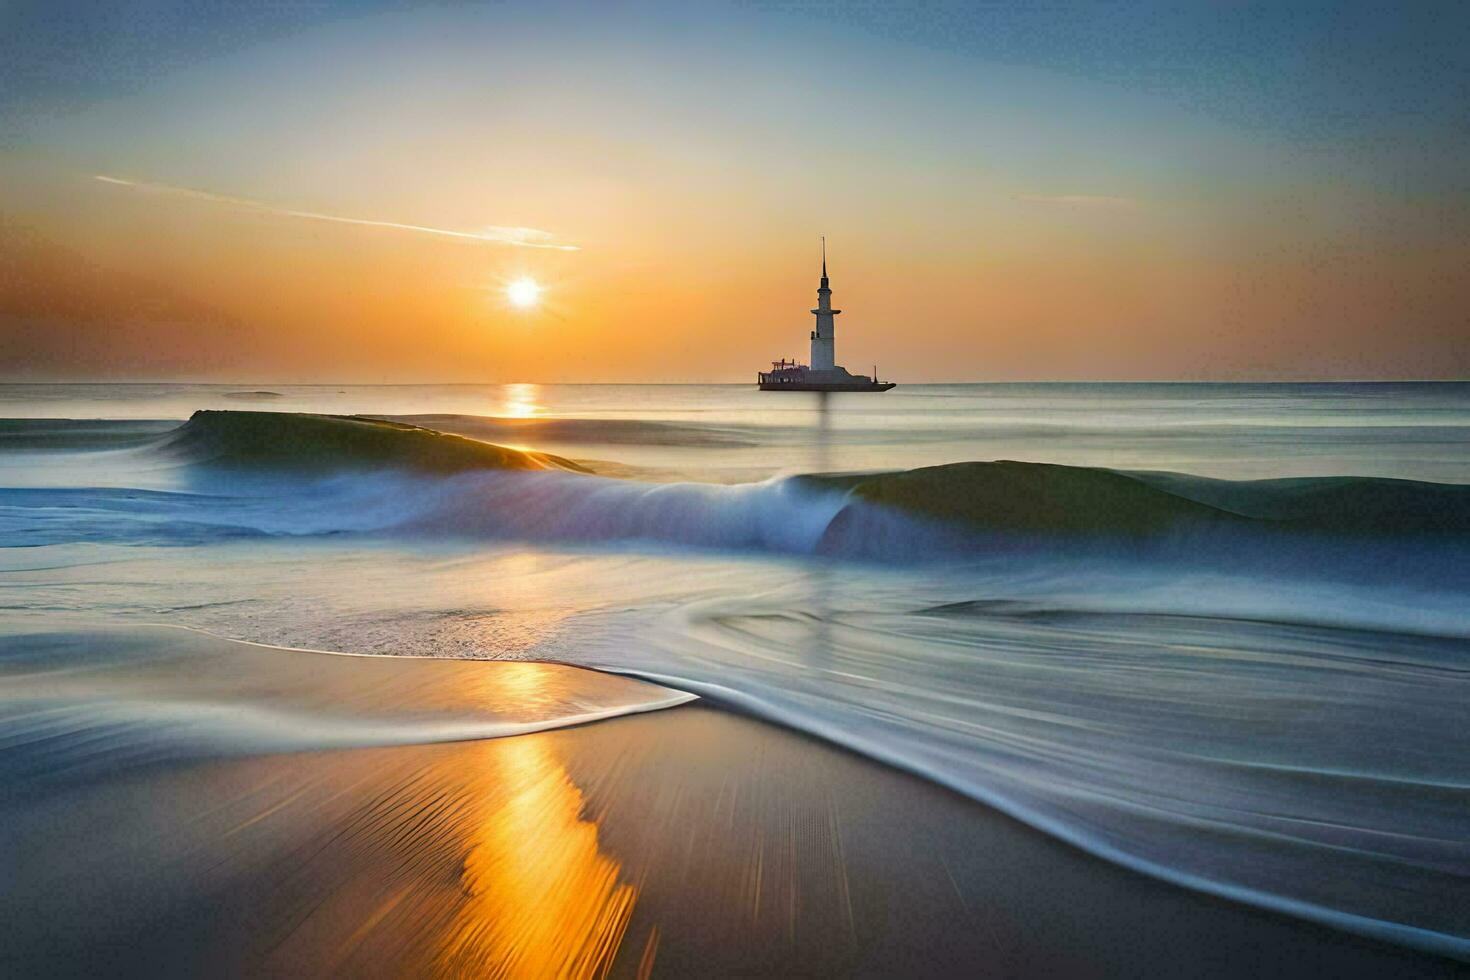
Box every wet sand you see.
[1,641,1460,978]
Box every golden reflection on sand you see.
[417,655,595,719]
[435,705,638,978]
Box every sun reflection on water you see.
[499,383,543,419]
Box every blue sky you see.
[7,1,1466,142]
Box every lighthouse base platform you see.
[758,379,896,392]
[757,364,894,392]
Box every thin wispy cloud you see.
[92,175,580,251]
[1018,194,1141,210]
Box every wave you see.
[15,408,1470,537]
[378,413,764,448]
[5,415,1470,584]
[808,460,1470,537]
[0,470,853,554]
[1129,468,1470,533]
[0,625,695,784]
[157,410,588,473]
[573,588,1470,961]
[221,389,284,399]
[0,418,176,450]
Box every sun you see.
[506,277,542,309]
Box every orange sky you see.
[2,3,1467,381]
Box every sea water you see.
[2,381,1468,958]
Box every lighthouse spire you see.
[810,236,840,371]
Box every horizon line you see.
[4,378,1467,387]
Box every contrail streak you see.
[1017,193,1139,210]
[92,175,580,251]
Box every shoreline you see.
[1,629,1460,976]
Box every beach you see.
[2,382,1469,974]
[2,626,1457,978]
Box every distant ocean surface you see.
[3,380,1469,483]
[3,381,1469,960]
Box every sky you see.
[1,0,1467,382]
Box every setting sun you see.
[506,278,542,309]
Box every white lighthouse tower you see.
[809,237,840,373]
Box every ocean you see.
[3,381,1469,962]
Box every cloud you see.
[1018,194,1140,210]
[92,175,580,251]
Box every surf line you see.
[115,622,702,741]
[583,665,1470,964]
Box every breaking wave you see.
[5,414,1470,579]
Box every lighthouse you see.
[810,237,840,372]
[755,238,895,391]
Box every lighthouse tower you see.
[809,237,841,373]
